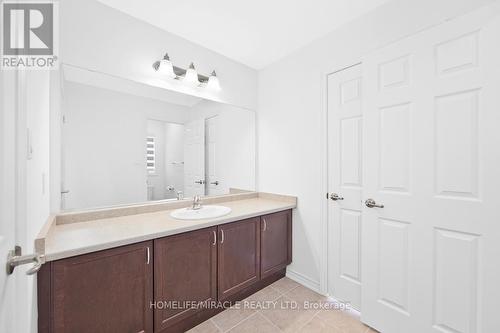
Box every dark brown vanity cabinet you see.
[260,210,292,279]
[217,217,261,300]
[39,241,153,333]
[38,210,292,333]
[154,227,217,332]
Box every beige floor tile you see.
[260,296,319,332]
[187,319,221,333]
[245,285,282,303]
[316,309,371,333]
[189,282,373,333]
[282,285,327,309]
[211,305,255,332]
[338,320,373,333]
[227,313,280,333]
[299,315,344,333]
[315,309,354,326]
[270,277,300,295]
[285,286,327,302]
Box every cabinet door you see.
[51,241,153,333]
[154,227,217,331]
[261,210,292,278]
[218,218,260,300]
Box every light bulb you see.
[207,70,221,91]
[158,53,176,78]
[184,62,199,86]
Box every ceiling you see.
[97,0,390,69]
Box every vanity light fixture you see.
[184,62,200,85]
[152,52,220,90]
[157,53,176,78]
[207,70,221,91]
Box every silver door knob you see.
[365,198,384,208]
[330,193,344,201]
[7,245,45,275]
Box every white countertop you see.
[43,196,296,262]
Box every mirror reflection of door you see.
[205,116,223,196]
[183,118,205,198]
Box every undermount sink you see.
[170,205,232,220]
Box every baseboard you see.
[286,269,321,294]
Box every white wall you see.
[257,0,495,290]
[60,0,258,110]
[164,123,185,199]
[63,82,190,210]
[189,100,256,193]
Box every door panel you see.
[435,90,479,198]
[218,218,260,300]
[433,229,479,333]
[154,227,217,331]
[339,209,361,284]
[51,241,153,333]
[327,64,363,309]
[379,103,411,193]
[361,6,500,333]
[261,210,292,279]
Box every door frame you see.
[320,60,362,296]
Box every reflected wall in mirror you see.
[61,81,255,211]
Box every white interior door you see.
[184,118,205,197]
[361,6,500,333]
[0,65,17,333]
[205,116,224,196]
[327,64,363,310]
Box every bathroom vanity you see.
[36,192,295,333]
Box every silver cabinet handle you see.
[146,247,150,264]
[194,180,205,184]
[330,193,344,201]
[220,229,224,244]
[263,218,267,231]
[210,181,219,186]
[365,198,384,208]
[212,230,217,246]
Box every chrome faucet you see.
[176,191,184,200]
[192,195,202,210]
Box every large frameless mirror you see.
[60,75,255,211]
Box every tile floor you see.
[188,277,378,333]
